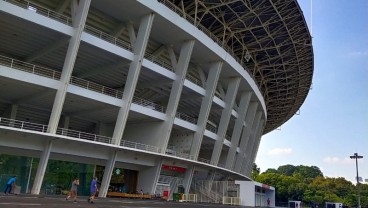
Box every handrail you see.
[166,148,195,160]
[206,122,218,133]
[0,117,227,169]
[120,139,161,153]
[0,55,61,80]
[144,52,174,71]
[0,117,48,133]
[56,128,113,144]
[132,96,165,113]
[0,55,213,139]
[4,0,72,26]
[70,76,123,99]
[84,25,133,51]
[175,111,197,124]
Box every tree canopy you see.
[255,164,368,207]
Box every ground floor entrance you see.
[0,154,139,196]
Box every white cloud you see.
[348,50,368,57]
[267,148,293,155]
[323,157,355,165]
[323,157,340,164]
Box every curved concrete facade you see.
[0,0,312,197]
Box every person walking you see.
[4,176,16,194]
[88,177,98,204]
[66,178,79,203]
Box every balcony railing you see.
[4,0,72,26]
[70,76,123,99]
[84,25,133,52]
[0,117,48,132]
[175,111,197,124]
[0,116,228,169]
[0,55,61,80]
[166,148,195,160]
[132,96,165,113]
[120,140,161,153]
[56,128,113,144]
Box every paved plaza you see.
[0,194,250,208]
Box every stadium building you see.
[0,0,313,201]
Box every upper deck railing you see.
[0,116,221,167]
[4,0,72,26]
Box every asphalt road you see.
[0,194,250,208]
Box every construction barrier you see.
[182,194,197,203]
[223,197,241,206]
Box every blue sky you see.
[255,0,368,182]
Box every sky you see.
[255,0,368,183]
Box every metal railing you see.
[84,25,133,51]
[186,73,202,86]
[0,55,61,80]
[56,128,113,144]
[70,76,123,99]
[0,117,230,170]
[205,122,218,133]
[0,117,48,132]
[120,139,161,153]
[175,111,197,124]
[132,96,165,113]
[165,148,195,160]
[197,157,216,166]
[5,0,72,26]
[144,52,174,71]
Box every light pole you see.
[350,153,363,208]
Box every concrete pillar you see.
[183,62,222,193]
[137,159,163,194]
[157,40,195,152]
[240,115,263,175]
[210,78,241,165]
[225,92,252,169]
[238,112,262,173]
[190,62,222,159]
[98,151,117,197]
[31,140,52,194]
[244,122,264,176]
[48,0,91,134]
[233,103,258,172]
[111,13,155,145]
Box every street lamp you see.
[350,153,363,208]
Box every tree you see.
[251,163,260,180]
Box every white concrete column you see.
[240,116,263,175]
[138,159,164,194]
[183,62,222,193]
[31,140,52,194]
[111,13,155,145]
[244,122,264,175]
[157,40,195,152]
[190,62,222,158]
[238,112,262,173]
[98,151,118,197]
[225,92,252,169]
[48,0,91,134]
[210,78,241,165]
[234,103,258,172]
[183,166,195,194]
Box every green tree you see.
[251,163,260,180]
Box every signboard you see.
[161,165,186,173]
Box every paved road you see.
[0,194,249,208]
